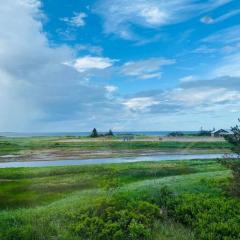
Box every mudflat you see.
[0,136,231,162]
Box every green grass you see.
[152,220,195,240]
[0,160,226,209]
[0,159,238,240]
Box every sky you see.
[0,0,240,132]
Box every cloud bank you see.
[0,0,121,131]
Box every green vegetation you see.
[0,136,231,156]
[0,141,22,155]
[90,128,114,138]
[0,160,217,209]
[107,129,114,136]
[0,159,239,239]
[222,119,240,196]
[167,132,184,137]
[166,193,240,240]
[90,128,99,138]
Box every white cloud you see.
[0,0,123,131]
[168,87,240,107]
[179,75,197,83]
[138,4,169,25]
[105,85,118,93]
[203,25,240,44]
[0,69,43,130]
[122,97,159,111]
[75,44,103,55]
[213,53,240,77]
[141,72,162,80]
[61,12,87,27]
[121,58,175,79]
[64,56,116,73]
[122,76,240,118]
[192,45,217,54]
[95,0,232,39]
[200,25,240,78]
[195,26,240,55]
[214,9,240,22]
[201,25,240,78]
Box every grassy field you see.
[0,159,224,209]
[1,159,239,239]
[0,136,231,159]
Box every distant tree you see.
[197,130,211,136]
[168,131,184,137]
[106,129,114,136]
[222,119,240,196]
[90,128,98,138]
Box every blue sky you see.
[0,0,240,132]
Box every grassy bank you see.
[1,159,239,239]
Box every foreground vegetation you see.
[0,159,239,239]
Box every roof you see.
[211,129,232,134]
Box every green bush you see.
[166,193,240,240]
[68,198,161,240]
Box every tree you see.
[107,129,114,136]
[90,128,98,138]
[168,131,184,137]
[222,119,240,196]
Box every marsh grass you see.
[0,159,237,240]
[0,160,225,209]
[0,137,231,156]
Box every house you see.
[211,129,232,137]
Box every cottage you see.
[211,129,232,137]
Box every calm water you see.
[0,131,197,138]
[0,153,225,168]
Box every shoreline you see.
[0,153,227,168]
[0,149,231,163]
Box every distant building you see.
[121,134,134,142]
[211,129,232,137]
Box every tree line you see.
[90,128,114,138]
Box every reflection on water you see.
[0,153,226,168]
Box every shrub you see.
[222,119,240,196]
[166,193,240,240]
[68,198,161,240]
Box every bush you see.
[222,120,240,196]
[166,193,240,240]
[68,198,161,240]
